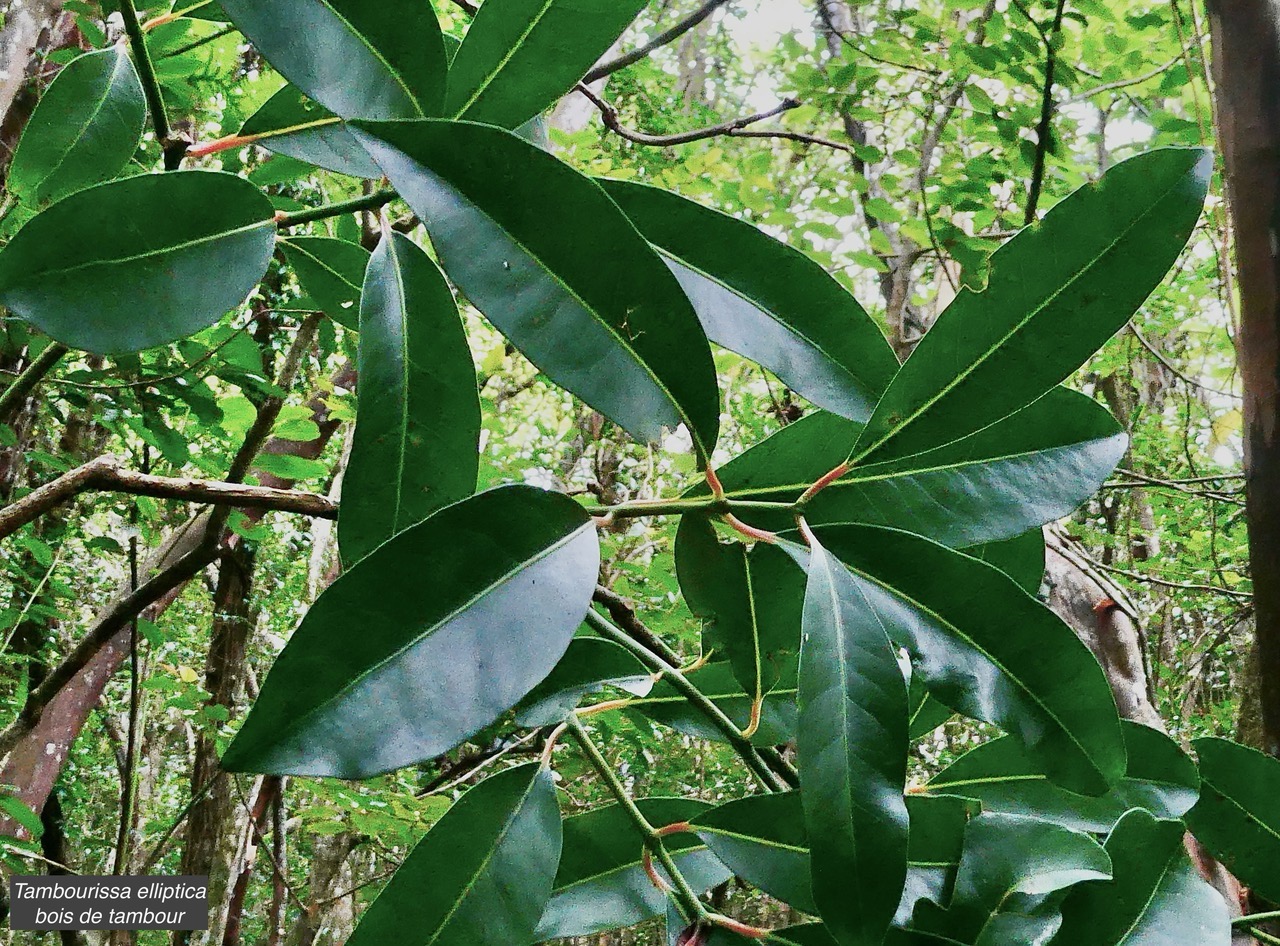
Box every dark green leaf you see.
[446,0,648,128]
[815,525,1126,796]
[240,85,381,177]
[348,763,561,946]
[222,485,598,777]
[909,677,954,740]
[515,637,652,727]
[8,45,145,206]
[0,171,275,353]
[850,148,1210,464]
[793,533,909,946]
[339,233,479,564]
[964,529,1045,595]
[926,721,1198,832]
[536,797,732,939]
[280,236,370,330]
[692,791,816,914]
[1185,736,1280,903]
[350,119,720,456]
[219,0,447,119]
[628,660,796,747]
[910,813,1111,945]
[1054,809,1230,946]
[602,179,898,421]
[702,387,1125,547]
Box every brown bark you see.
[1208,0,1280,758]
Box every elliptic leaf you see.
[339,233,479,564]
[536,797,732,939]
[911,813,1111,946]
[348,763,562,946]
[602,179,898,421]
[240,85,381,177]
[350,119,720,456]
[0,171,275,353]
[222,485,598,777]
[446,0,648,128]
[515,637,652,727]
[8,45,145,207]
[815,525,1126,796]
[926,721,1198,833]
[1185,736,1280,903]
[701,387,1125,547]
[793,534,909,946]
[219,0,447,119]
[850,148,1211,465]
[280,236,370,330]
[1054,809,1230,946]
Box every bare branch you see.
[585,0,732,82]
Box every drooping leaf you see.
[926,722,1198,832]
[339,233,479,564]
[350,119,720,457]
[909,813,1111,946]
[850,148,1211,465]
[793,533,909,946]
[1185,737,1280,903]
[692,791,817,914]
[222,485,598,777]
[446,0,648,128]
[814,525,1126,796]
[536,797,733,939]
[698,387,1125,547]
[628,660,796,747]
[0,171,276,353]
[602,179,898,421]
[1054,809,1230,946]
[515,638,652,727]
[676,517,789,710]
[280,236,370,330]
[7,45,145,207]
[347,763,562,946]
[240,85,381,178]
[219,0,447,119]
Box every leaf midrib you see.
[853,162,1195,463]
[26,49,128,197]
[312,0,425,117]
[451,0,556,119]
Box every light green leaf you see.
[0,171,275,353]
[222,485,598,777]
[339,232,479,564]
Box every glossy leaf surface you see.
[794,534,909,946]
[515,638,652,727]
[628,660,797,746]
[219,0,447,119]
[351,119,720,456]
[1185,737,1280,903]
[223,485,598,777]
[240,85,381,177]
[348,763,561,946]
[851,148,1210,464]
[700,387,1125,547]
[280,236,369,330]
[536,797,732,939]
[816,525,1126,796]
[339,233,479,564]
[446,0,648,128]
[1054,809,1230,946]
[8,45,145,207]
[927,721,1198,832]
[0,171,275,353]
[910,813,1111,945]
[965,529,1045,594]
[603,178,898,420]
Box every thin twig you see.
[0,343,68,419]
[274,190,398,229]
[1022,0,1068,224]
[585,0,731,82]
[117,0,186,168]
